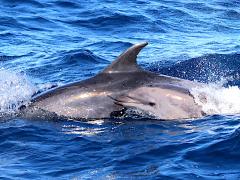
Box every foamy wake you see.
[191,82,240,115]
[0,68,36,115]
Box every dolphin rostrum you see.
[27,42,206,120]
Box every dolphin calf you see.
[26,42,206,120]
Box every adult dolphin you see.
[27,42,206,120]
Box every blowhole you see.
[149,102,155,106]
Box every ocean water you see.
[0,0,240,179]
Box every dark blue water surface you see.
[0,0,240,179]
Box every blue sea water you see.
[0,0,240,179]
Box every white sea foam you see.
[191,81,240,115]
[0,68,36,114]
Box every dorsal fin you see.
[102,42,148,73]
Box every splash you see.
[0,68,36,115]
[191,81,240,115]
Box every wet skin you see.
[28,42,205,120]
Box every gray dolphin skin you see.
[28,42,206,120]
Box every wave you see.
[1,0,44,8]
[184,2,216,13]
[60,12,147,29]
[0,55,23,61]
[223,9,240,20]
[0,17,28,30]
[19,16,56,26]
[191,82,240,115]
[58,49,108,65]
[184,126,240,164]
[0,69,36,115]
[150,53,240,85]
[87,41,133,51]
[52,1,80,8]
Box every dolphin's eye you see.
[149,102,155,106]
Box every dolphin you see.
[26,42,206,120]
